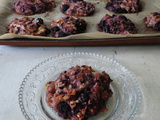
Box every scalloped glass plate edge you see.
[18,52,141,120]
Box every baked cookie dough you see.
[98,14,138,35]
[13,0,56,15]
[50,16,87,37]
[7,17,50,36]
[106,0,142,13]
[60,0,95,16]
[46,65,113,120]
[144,12,160,31]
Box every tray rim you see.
[0,36,160,46]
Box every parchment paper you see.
[0,0,160,40]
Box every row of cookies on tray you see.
[7,12,160,37]
[7,0,160,37]
[13,0,142,16]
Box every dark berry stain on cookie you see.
[52,26,60,33]
[119,15,128,21]
[62,4,70,12]
[36,18,43,24]
[106,2,113,8]
[20,7,25,12]
[15,27,20,34]
[58,31,66,37]
[79,93,89,103]
[72,0,83,2]
[17,1,21,6]
[155,22,160,31]
[46,65,113,120]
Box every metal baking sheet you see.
[0,0,160,45]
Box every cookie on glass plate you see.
[60,0,95,16]
[7,17,50,36]
[46,65,113,120]
[98,14,138,35]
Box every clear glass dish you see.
[19,52,141,120]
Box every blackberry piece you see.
[52,26,60,33]
[35,18,43,24]
[119,15,128,21]
[58,102,71,119]
[106,3,113,9]
[62,4,69,13]
[115,8,127,13]
[58,31,66,37]
[75,20,87,32]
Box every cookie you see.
[98,14,138,35]
[46,65,113,120]
[51,16,87,37]
[106,0,142,13]
[144,12,160,31]
[7,17,50,36]
[13,0,56,15]
[60,0,95,16]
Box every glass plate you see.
[19,52,141,120]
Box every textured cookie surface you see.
[98,14,138,35]
[13,0,56,15]
[7,17,50,36]
[106,0,142,13]
[51,16,87,37]
[60,0,95,16]
[46,65,113,120]
[144,12,160,31]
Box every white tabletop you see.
[0,45,160,120]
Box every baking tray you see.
[0,0,160,46]
[0,36,160,46]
